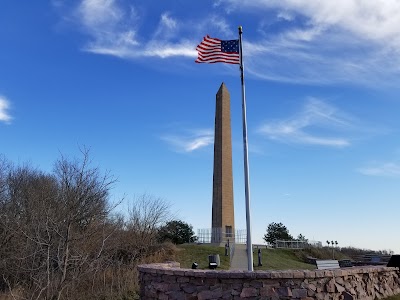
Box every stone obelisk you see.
[211,83,235,244]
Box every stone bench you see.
[316,259,340,269]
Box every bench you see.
[371,256,381,264]
[339,259,353,268]
[352,254,389,266]
[316,260,340,270]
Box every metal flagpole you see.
[238,26,253,271]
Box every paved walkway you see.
[230,244,249,270]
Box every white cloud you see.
[0,96,12,124]
[76,0,140,56]
[160,13,177,30]
[244,26,400,85]
[258,98,352,147]
[75,1,198,59]
[152,12,178,40]
[284,26,325,42]
[358,162,400,177]
[143,42,197,58]
[220,0,400,85]
[70,1,235,60]
[66,0,400,85]
[207,16,232,36]
[161,129,214,153]
[277,11,294,22]
[223,0,400,44]
[78,0,123,28]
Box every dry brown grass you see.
[0,242,178,300]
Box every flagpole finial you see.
[238,26,243,34]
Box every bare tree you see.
[50,149,117,299]
[0,155,11,293]
[0,164,59,299]
[0,150,120,299]
[122,194,171,261]
[0,151,176,300]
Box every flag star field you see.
[221,40,239,53]
[1,0,400,254]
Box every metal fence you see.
[274,240,322,249]
[197,228,247,244]
[275,240,308,249]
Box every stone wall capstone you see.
[138,262,400,299]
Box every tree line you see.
[0,150,195,299]
[263,222,394,257]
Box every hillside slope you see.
[175,244,317,270]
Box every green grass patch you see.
[175,244,230,269]
[253,248,315,270]
[175,244,317,271]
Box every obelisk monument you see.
[211,83,235,244]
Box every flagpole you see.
[238,26,253,271]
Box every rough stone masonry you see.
[138,262,400,299]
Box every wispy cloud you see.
[258,98,353,147]
[76,0,140,56]
[358,162,400,177]
[78,0,124,28]
[223,0,400,44]
[72,0,199,59]
[152,12,178,41]
[222,0,400,85]
[277,11,294,22]
[161,129,213,153]
[61,0,400,85]
[0,96,12,124]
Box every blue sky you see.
[1,0,400,254]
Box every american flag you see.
[195,35,240,64]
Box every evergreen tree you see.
[158,220,197,244]
[263,222,293,245]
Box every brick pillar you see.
[211,82,235,244]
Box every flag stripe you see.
[195,35,240,64]
[197,52,238,59]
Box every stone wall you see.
[138,262,400,299]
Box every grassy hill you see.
[175,244,231,269]
[175,244,317,270]
[174,244,399,300]
[253,248,316,270]
[175,244,355,270]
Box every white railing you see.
[275,240,308,249]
